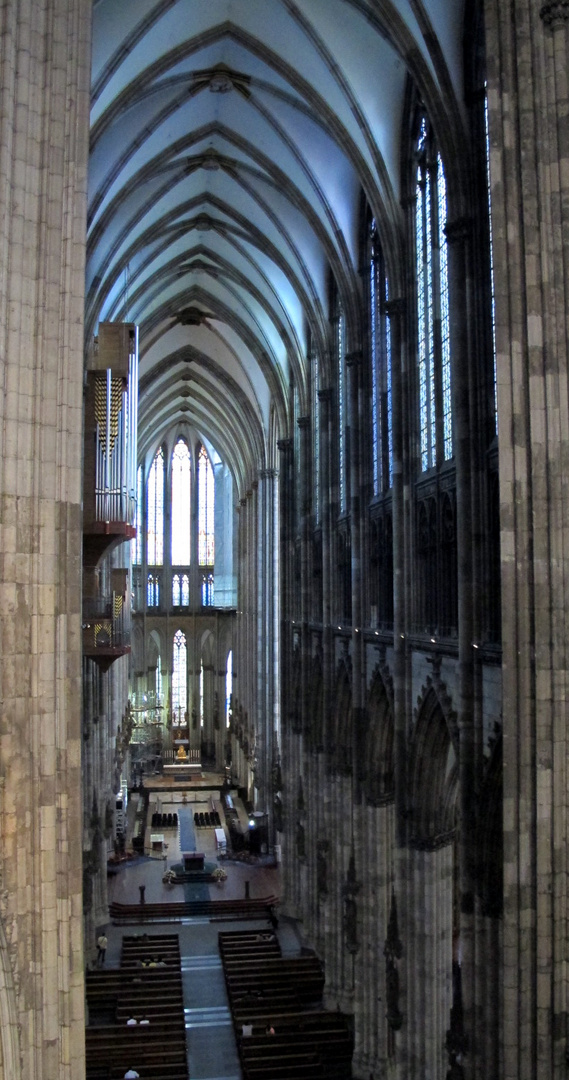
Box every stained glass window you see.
[201,572,214,606]
[171,438,191,565]
[226,650,233,728]
[172,573,180,606]
[156,657,162,703]
[181,573,190,606]
[484,86,498,433]
[370,221,393,494]
[147,573,160,607]
[312,351,320,523]
[147,447,164,564]
[198,445,214,565]
[416,116,452,470]
[172,630,187,723]
[338,308,346,513]
[132,464,143,564]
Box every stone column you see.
[318,389,333,749]
[446,216,477,1075]
[485,1,569,1076]
[255,469,278,819]
[0,2,91,1077]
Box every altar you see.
[163,762,201,779]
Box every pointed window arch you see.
[225,650,233,728]
[171,438,191,565]
[416,115,452,470]
[172,630,187,724]
[198,445,214,565]
[147,447,164,564]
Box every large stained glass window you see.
[172,630,187,723]
[416,116,452,471]
[312,351,320,523]
[198,445,214,565]
[156,657,162,703]
[484,85,497,433]
[338,308,347,513]
[132,464,143,564]
[370,220,393,495]
[171,438,191,565]
[147,447,164,564]
[225,650,232,727]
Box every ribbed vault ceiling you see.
[88,0,466,493]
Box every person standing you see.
[96,933,107,966]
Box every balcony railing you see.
[82,594,130,667]
[83,322,138,567]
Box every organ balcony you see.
[82,572,130,671]
[83,322,139,569]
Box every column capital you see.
[444,216,473,244]
[297,415,311,431]
[345,349,363,369]
[259,467,278,480]
[277,437,293,454]
[540,1,569,26]
[385,297,405,318]
[317,387,333,405]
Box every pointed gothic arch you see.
[409,683,458,846]
[362,666,394,805]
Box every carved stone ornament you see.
[342,853,361,954]
[273,794,283,833]
[384,890,403,1031]
[317,840,329,898]
[540,2,569,26]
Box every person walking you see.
[96,933,107,966]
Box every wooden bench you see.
[109,894,279,924]
[86,933,186,1080]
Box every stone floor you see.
[96,783,294,1080]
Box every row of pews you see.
[86,933,186,1080]
[109,895,279,924]
[219,929,353,1080]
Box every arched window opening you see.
[225,651,232,728]
[198,445,214,565]
[172,630,187,726]
[370,219,393,494]
[156,657,162,703]
[172,573,180,607]
[416,116,452,470]
[338,307,347,513]
[484,84,498,434]
[181,573,190,606]
[201,572,214,607]
[171,438,191,565]
[147,573,160,608]
[147,447,164,564]
[311,349,320,523]
[132,464,143,564]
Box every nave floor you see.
[93,787,292,1080]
